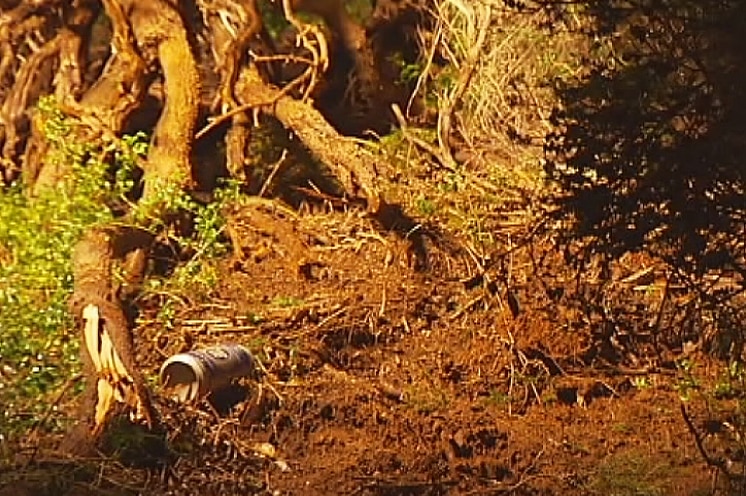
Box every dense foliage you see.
[545,0,746,351]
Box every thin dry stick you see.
[258,148,288,197]
[378,285,387,318]
[25,373,83,466]
[651,272,670,356]
[251,53,314,65]
[448,293,485,321]
[281,0,328,100]
[406,16,443,117]
[391,103,457,172]
[195,71,312,140]
[680,401,731,490]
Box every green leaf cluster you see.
[0,96,146,435]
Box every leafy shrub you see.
[0,97,147,436]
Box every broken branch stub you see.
[64,227,155,453]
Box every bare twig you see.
[258,149,288,198]
[24,373,84,466]
[391,103,458,172]
[680,402,730,477]
[280,0,328,101]
[437,2,492,163]
[195,72,310,140]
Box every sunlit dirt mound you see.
[111,202,714,495]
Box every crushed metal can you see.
[159,343,256,403]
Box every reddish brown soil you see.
[116,200,721,495]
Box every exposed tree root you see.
[197,0,267,179]
[196,0,383,209]
[234,64,381,212]
[54,0,98,104]
[1,33,59,179]
[304,0,383,114]
[0,0,100,184]
[125,0,200,193]
[76,0,148,128]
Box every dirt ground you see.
[96,198,719,496]
[3,190,737,496]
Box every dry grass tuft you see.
[418,0,587,192]
[378,1,588,258]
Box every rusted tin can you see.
[159,343,256,403]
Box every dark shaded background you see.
[542,0,746,358]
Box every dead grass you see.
[423,0,585,183]
[376,0,588,261]
[587,450,671,496]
